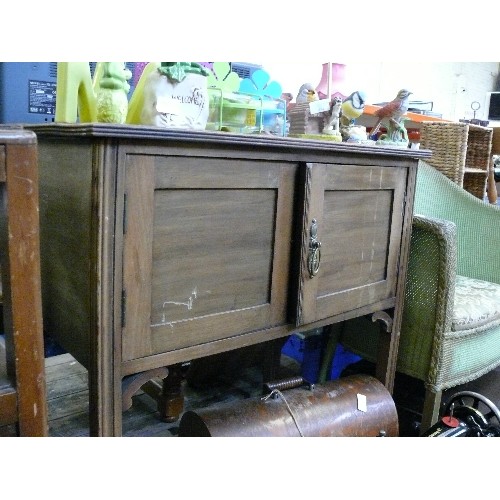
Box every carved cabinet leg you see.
[156,363,186,423]
[121,364,187,423]
[372,310,396,392]
[122,367,170,412]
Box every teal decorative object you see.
[239,69,282,99]
[238,69,286,136]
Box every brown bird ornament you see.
[369,89,412,139]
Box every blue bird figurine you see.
[340,90,366,128]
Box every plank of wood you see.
[48,390,89,421]
[49,411,90,437]
[0,423,17,436]
[46,372,88,400]
[45,352,76,368]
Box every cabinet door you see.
[121,152,295,361]
[296,162,407,325]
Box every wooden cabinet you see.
[29,123,429,436]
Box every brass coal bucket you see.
[178,374,399,437]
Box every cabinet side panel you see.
[38,140,93,367]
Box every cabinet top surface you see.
[28,123,431,160]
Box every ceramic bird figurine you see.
[296,83,318,104]
[340,90,366,128]
[369,89,412,139]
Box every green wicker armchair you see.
[334,160,500,433]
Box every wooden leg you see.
[487,160,498,204]
[420,388,443,435]
[317,324,344,384]
[0,140,48,436]
[372,311,396,393]
[122,364,187,423]
[262,338,288,384]
[156,364,186,423]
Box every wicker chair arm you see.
[397,214,458,380]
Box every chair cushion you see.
[453,275,500,331]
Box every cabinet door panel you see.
[122,154,294,360]
[297,163,407,325]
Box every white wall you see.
[260,62,499,121]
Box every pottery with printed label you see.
[141,62,209,130]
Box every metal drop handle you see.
[308,218,321,278]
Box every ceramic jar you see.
[141,62,209,130]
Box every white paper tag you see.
[156,96,182,115]
[309,99,331,114]
[357,393,367,412]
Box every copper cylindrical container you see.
[178,374,398,437]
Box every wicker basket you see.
[420,121,493,200]
[420,122,468,186]
[462,124,493,200]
